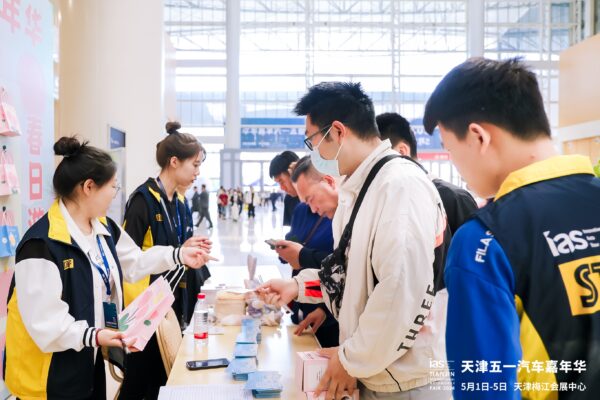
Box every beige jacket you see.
[295,140,448,392]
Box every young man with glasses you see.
[260,82,449,400]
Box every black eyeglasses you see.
[304,124,332,151]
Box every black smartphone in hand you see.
[185,358,229,370]
[264,239,278,249]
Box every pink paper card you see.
[118,276,175,351]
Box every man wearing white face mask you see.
[259,82,450,400]
[309,124,344,176]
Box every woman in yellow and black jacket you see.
[118,122,211,400]
[4,137,213,400]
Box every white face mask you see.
[310,126,344,177]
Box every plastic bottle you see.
[193,293,209,346]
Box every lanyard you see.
[171,200,183,244]
[91,235,112,296]
[156,177,183,245]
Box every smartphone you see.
[185,358,230,370]
[264,239,278,249]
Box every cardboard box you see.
[295,351,329,392]
[214,290,246,319]
[305,390,359,400]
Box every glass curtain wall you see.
[165,0,585,188]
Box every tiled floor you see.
[195,201,291,272]
[106,201,292,399]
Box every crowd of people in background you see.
[187,184,285,227]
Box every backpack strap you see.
[336,154,402,267]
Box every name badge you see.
[103,302,119,329]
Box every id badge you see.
[103,302,119,329]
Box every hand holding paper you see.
[256,279,299,307]
[97,329,124,347]
[96,329,139,352]
[119,277,175,351]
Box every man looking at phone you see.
[287,156,339,269]
[284,155,341,338]
[269,151,339,347]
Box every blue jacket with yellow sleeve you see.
[446,155,600,399]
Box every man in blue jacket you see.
[424,57,600,399]
[269,151,339,347]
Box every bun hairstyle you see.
[165,121,181,135]
[53,136,83,158]
[53,136,117,199]
[156,121,205,169]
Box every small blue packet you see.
[245,371,283,392]
[233,343,259,358]
[236,331,258,344]
[241,318,261,333]
[251,389,282,398]
[227,357,258,381]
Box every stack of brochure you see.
[228,317,262,383]
[245,371,283,398]
[242,317,262,343]
[226,357,258,381]
[233,343,259,358]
